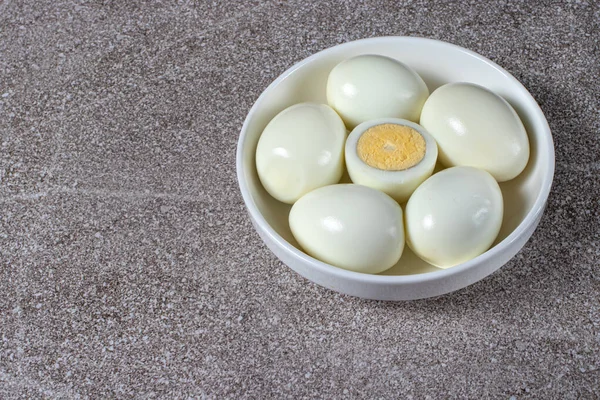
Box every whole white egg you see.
[326,54,429,129]
[405,166,504,268]
[255,103,346,204]
[420,82,530,182]
[289,184,405,274]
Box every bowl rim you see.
[236,36,555,284]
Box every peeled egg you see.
[405,166,503,269]
[420,82,530,182]
[255,103,346,204]
[289,184,404,274]
[345,118,438,204]
[326,54,429,129]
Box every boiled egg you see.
[255,103,346,204]
[289,184,404,274]
[405,166,503,268]
[420,82,530,182]
[326,54,429,129]
[345,118,438,204]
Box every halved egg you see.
[345,118,438,204]
[255,103,347,204]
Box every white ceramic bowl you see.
[236,37,554,301]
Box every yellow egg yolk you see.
[356,123,426,171]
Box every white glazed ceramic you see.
[236,36,555,301]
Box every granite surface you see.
[1,0,599,398]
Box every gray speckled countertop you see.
[1,0,599,398]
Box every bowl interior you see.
[240,37,552,276]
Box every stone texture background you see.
[1,0,599,398]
